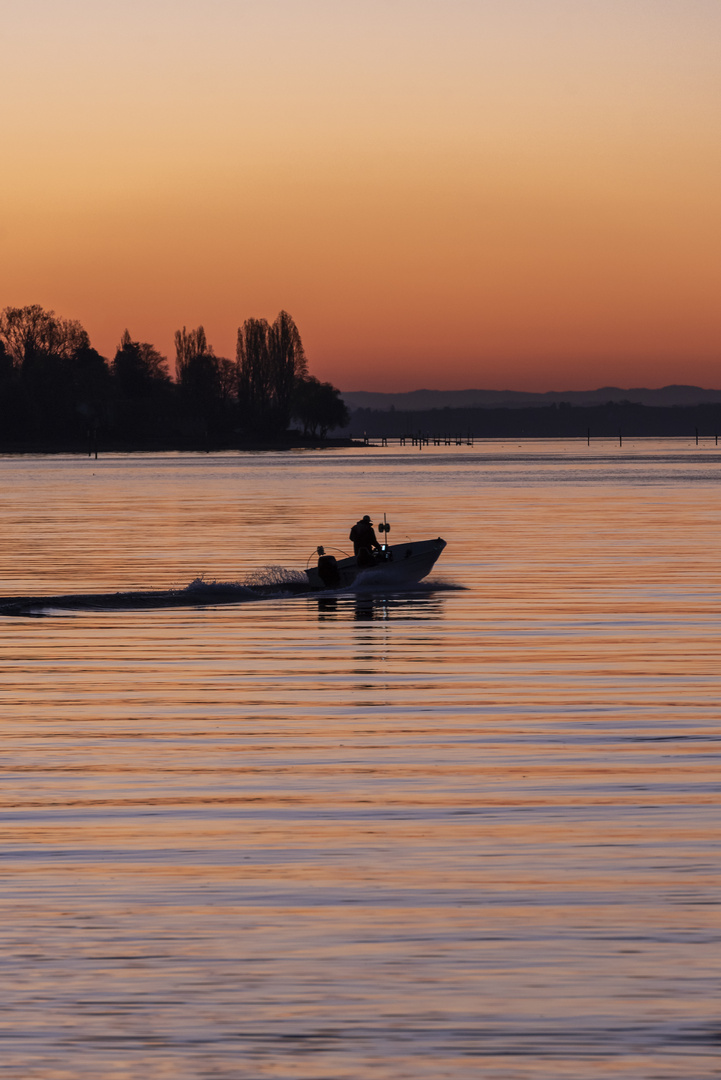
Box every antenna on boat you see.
[378,512,391,554]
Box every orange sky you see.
[2,0,720,391]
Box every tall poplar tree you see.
[236,311,308,435]
[236,317,272,431]
[267,311,307,432]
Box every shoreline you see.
[0,436,366,456]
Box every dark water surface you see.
[0,443,719,1078]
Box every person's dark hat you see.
[362,514,372,523]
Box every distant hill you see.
[340,385,721,412]
[337,399,721,440]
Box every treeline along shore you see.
[347,401,721,442]
[0,305,350,452]
[4,303,719,453]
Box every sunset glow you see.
[3,0,720,390]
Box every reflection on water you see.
[315,589,448,623]
[0,444,719,1079]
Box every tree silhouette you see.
[0,304,89,367]
[236,317,272,432]
[175,325,211,382]
[111,330,172,439]
[237,311,309,435]
[174,325,235,438]
[0,304,106,438]
[268,311,308,432]
[0,338,22,439]
[0,305,346,447]
[113,329,169,390]
[292,376,350,438]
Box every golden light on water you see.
[0,446,719,1075]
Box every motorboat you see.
[305,518,446,590]
[0,518,446,615]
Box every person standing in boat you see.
[349,515,381,565]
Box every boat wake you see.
[0,567,312,617]
[0,566,461,617]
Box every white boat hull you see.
[305,537,446,590]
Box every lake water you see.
[0,441,719,1079]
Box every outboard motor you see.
[316,546,340,588]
